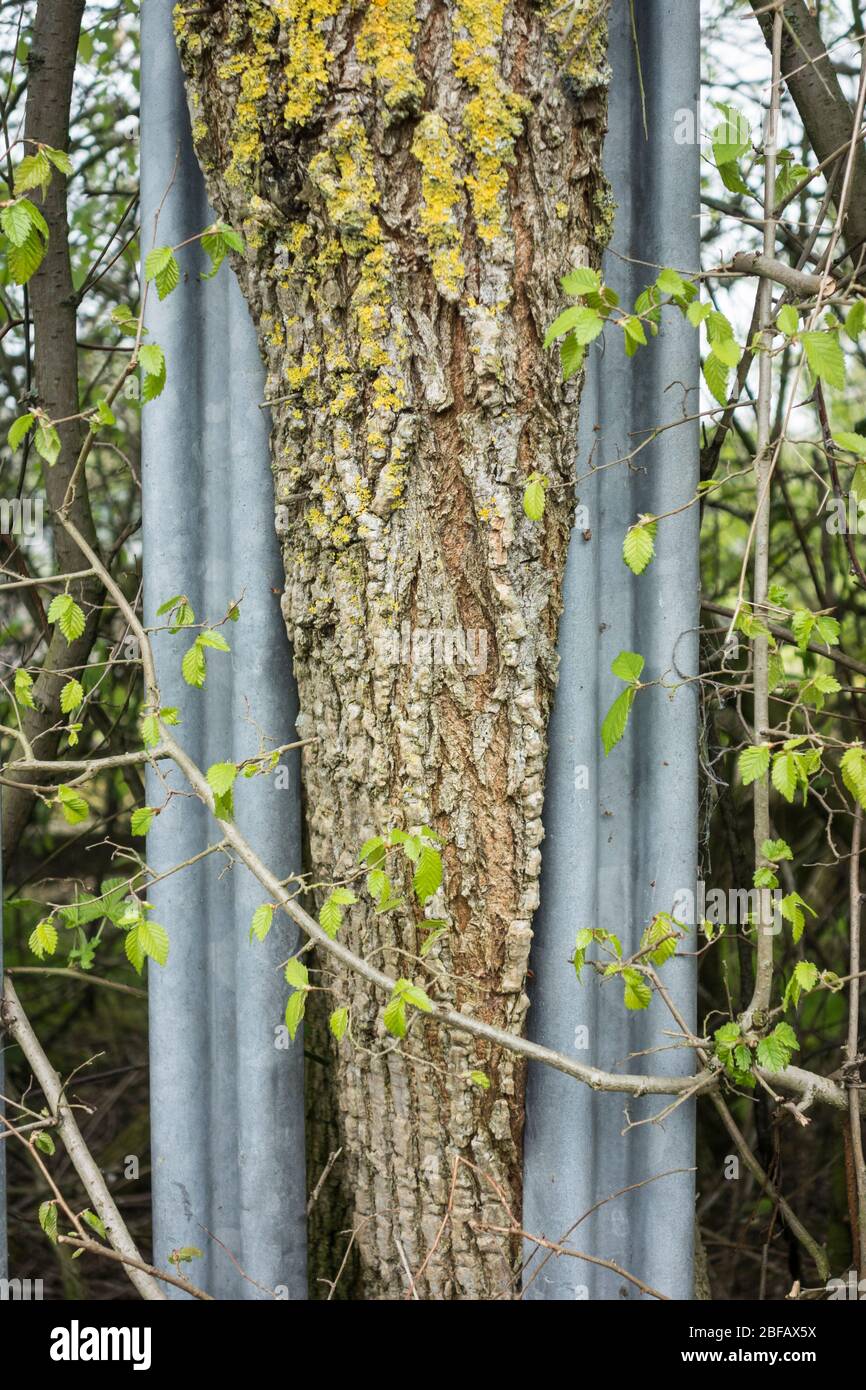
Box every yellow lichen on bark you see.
[356,0,424,116]
[452,0,530,243]
[411,112,466,301]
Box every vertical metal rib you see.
[141,0,306,1299]
[523,0,700,1300]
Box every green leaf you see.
[623,520,656,575]
[319,893,346,938]
[802,330,845,391]
[845,299,866,341]
[8,412,35,449]
[773,1021,799,1052]
[402,984,434,1013]
[14,150,51,196]
[656,267,687,298]
[250,903,275,942]
[841,746,866,809]
[544,305,603,348]
[182,641,207,687]
[34,422,61,466]
[523,473,547,522]
[325,1005,348,1043]
[420,923,448,956]
[140,713,160,748]
[777,305,799,337]
[285,988,306,1041]
[738,744,770,786]
[771,752,798,803]
[623,968,652,1011]
[57,784,89,825]
[29,919,58,960]
[833,431,866,456]
[711,335,743,368]
[383,994,407,1038]
[601,687,635,757]
[359,835,386,867]
[145,246,180,300]
[561,267,601,296]
[2,200,36,246]
[81,1209,106,1240]
[413,846,442,904]
[640,913,679,967]
[136,917,170,968]
[610,650,644,682]
[756,1032,791,1071]
[47,593,86,643]
[139,342,165,378]
[38,1200,58,1244]
[198,629,231,651]
[206,762,238,797]
[560,332,585,381]
[284,957,309,989]
[14,667,35,709]
[712,103,751,167]
[44,145,73,176]
[60,678,84,714]
[131,806,156,837]
[702,353,730,406]
[761,837,792,862]
[33,1130,55,1155]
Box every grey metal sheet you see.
[523,0,701,1301]
[141,0,306,1300]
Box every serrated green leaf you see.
[413,846,442,904]
[771,752,798,803]
[60,678,84,714]
[131,806,156,837]
[738,744,770,786]
[250,903,275,942]
[206,762,237,797]
[623,520,656,575]
[561,267,601,296]
[284,957,309,989]
[8,412,35,449]
[38,1200,58,1244]
[330,1006,349,1042]
[14,150,51,196]
[777,305,799,337]
[703,353,730,406]
[81,1209,106,1239]
[14,667,35,709]
[34,422,61,466]
[285,988,306,1041]
[601,687,635,757]
[623,967,651,1011]
[802,330,845,391]
[57,784,89,825]
[182,641,207,687]
[29,919,58,960]
[383,994,407,1038]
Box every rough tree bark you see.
[175,0,610,1299]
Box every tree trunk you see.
[175,0,610,1299]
